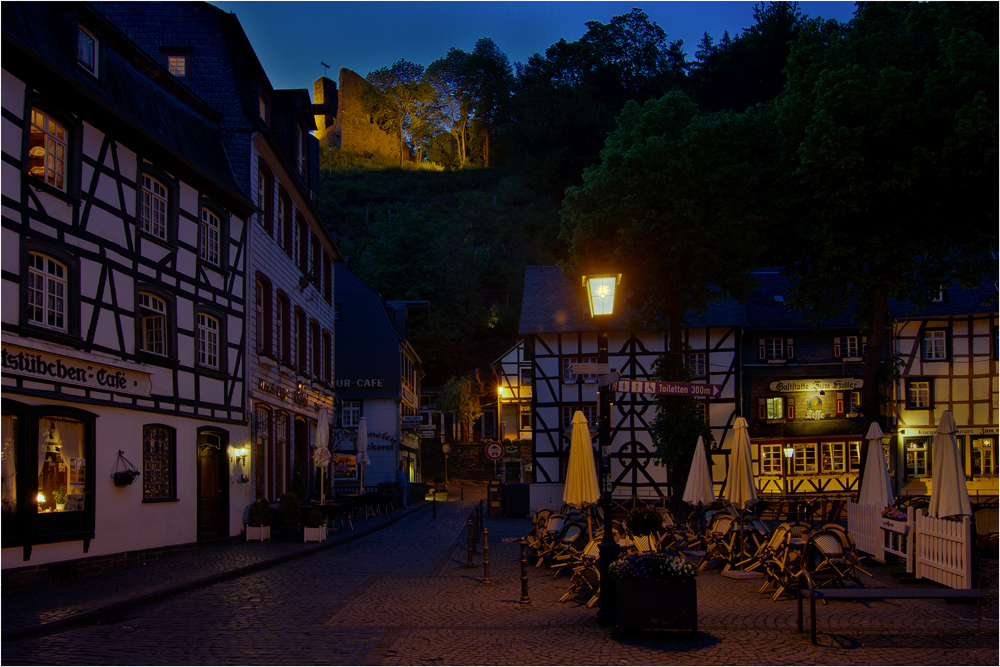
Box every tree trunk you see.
[858,282,890,494]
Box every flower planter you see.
[616,578,697,636]
[112,470,140,487]
[303,523,327,543]
[880,519,909,554]
[246,525,270,541]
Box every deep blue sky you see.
[211,1,859,92]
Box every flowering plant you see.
[608,552,697,582]
[881,506,907,521]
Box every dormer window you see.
[166,54,188,77]
[77,25,99,77]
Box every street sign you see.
[442,444,451,454]
[615,379,723,399]
[570,362,609,375]
[485,441,504,461]
[419,425,436,438]
[597,371,622,387]
[402,415,423,424]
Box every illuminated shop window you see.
[905,439,929,478]
[972,438,995,476]
[792,444,817,475]
[821,442,847,473]
[760,444,783,475]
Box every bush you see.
[624,505,665,537]
[305,509,324,528]
[278,492,300,526]
[248,499,271,527]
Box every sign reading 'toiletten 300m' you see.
[2,344,151,396]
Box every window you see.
[851,441,863,471]
[257,167,274,236]
[255,277,272,356]
[310,320,321,378]
[142,425,176,501]
[323,252,332,303]
[758,396,793,421]
[295,309,307,374]
[760,337,792,361]
[140,175,169,240]
[562,357,598,383]
[821,442,847,473]
[311,234,321,289]
[276,293,290,364]
[200,207,221,265]
[519,366,533,384]
[765,397,784,420]
[760,444,783,475]
[835,335,861,358]
[28,109,67,191]
[792,444,817,474]
[196,312,220,369]
[972,438,995,476]
[77,25,99,77]
[562,406,598,431]
[922,330,948,361]
[906,379,932,409]
[323,330,332,382]
[905,439,929,479]
[520,406,532,430]
[342,401,361,428]
[165,54,188,77]
[27,252,67,332]
[138,292,167,356]
[277,189,291,252]
[688,353,706,378]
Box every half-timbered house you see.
[90,1,344,507]
[2,2,254,572]
[518,266,741,510]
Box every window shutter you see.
[833,337,841,358]
[835,391,845,416]
[786,399,795,420]
[758,339,766,361]
[758,398,766,421]
[786,338,794,359]
[861,336,867,356]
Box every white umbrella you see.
[723,417,757,509]
[858,421,894,507]
[563,410,600,538]
[313,409,331,504]
[929,410,972,518]
[682,436,715,507]
[356,417,370,494]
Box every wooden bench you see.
[797,571,987,645]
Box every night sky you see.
[210,1,859,91]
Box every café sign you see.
[2,344,151,396]
[769,378,863,393]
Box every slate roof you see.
[2,1,248,212]
[519,265,998,336]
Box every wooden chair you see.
[698,514,736,571]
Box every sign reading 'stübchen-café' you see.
[2,344,152,396]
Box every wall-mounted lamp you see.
[232,445,250,484]
[783,446,795,459]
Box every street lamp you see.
[583,273,621,622]
[497,386,504,441]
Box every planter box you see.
[246,525,270,541]
[880,518,909,535]
[616,578,697,637]
[304,523,327,543]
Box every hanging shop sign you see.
[2,344,151,396]
[769,378,863,393]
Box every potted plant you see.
[610,552,699,636]
[879,505,910,554]
[278,492,301,541]
[303,508,327,543]
[623,505,666,551]
[246,498,272,541]
[53,486,66,511]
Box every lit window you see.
[140,175,169,240]
[760,444,783,475]
[27,252,67,332]
[972,438,995,476]
[197,313,220,369]
[138,292,167,355]
[906,380,931,409]
[905,439,929,478]
[77,26,98,76]
[28,109,67,191]
[821,442,847,473]
[792,444,817,475]
[166,54,187,77]
[200,207,221,265]
[766,397,784,420]
[143,425,176,501]
[922,330,947,360]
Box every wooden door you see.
[198,431,225,540]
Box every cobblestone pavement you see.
[2,484,997,666]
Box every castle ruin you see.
[313,68,398,160]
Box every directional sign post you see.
[570,362,609,375]
[615,379,723,399]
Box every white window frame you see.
[972,438,995,476]
[28,109,67,191]
[922,330,947,360]
[821,442,847,473]
[792,444,817,475]
[688,352,706,377]
[562,406,598,431]
[77,25,99,77]
[765,397,784,420]
[197,313,220,369]
[760,444,783,476]
[200,207,221,265]
[907,380,931,409]
[342,401,361,428]
[905,439,929,478]
[27,252,67,332]
[140,175,169,240]
[562,356,598,384]
[138,292,167,355]
[166,54,187,77]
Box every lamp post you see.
[497,386,504,441]
[783,446,795,495]
[583,273,621,622]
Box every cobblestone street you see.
[3,489,997,666]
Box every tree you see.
[466,38,515,167]
[775,1,998,470]
[365,59,435,166]
[426,48,473,169]
[437,371,485,442]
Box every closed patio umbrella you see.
[682,436,715,507]
[356,417,370,495]
[929,410,972,519]
[723,417,757,510]
[563,410,600,538]
[858,421,894,507]
[313,409,331,504]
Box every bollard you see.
[467,519,474,565]
[432,494,437,519]
[519,537,531,605]
[461,482,464,501]
[482,527,491,585]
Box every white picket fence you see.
[846,502,973,588]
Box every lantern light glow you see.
[582,274,620,318]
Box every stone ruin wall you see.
[313,68,398,160]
